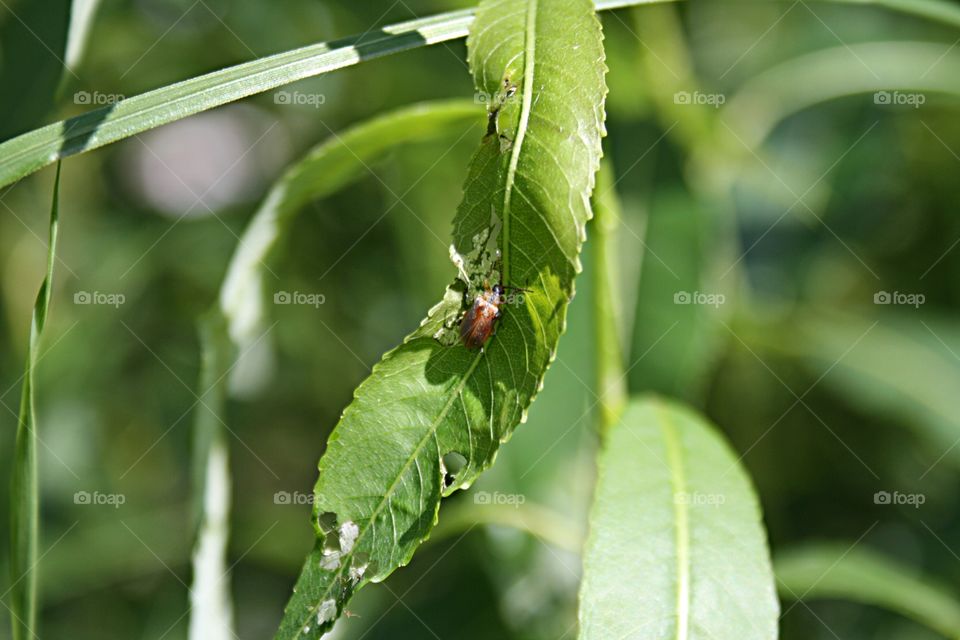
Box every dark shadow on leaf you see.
[57,103,116,159]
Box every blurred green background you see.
[2,0,960,638]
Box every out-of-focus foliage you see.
[2,0,960,638]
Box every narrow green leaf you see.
[579,396,779,640]
[188,314,236,640]
[188,100,481,636]
[275,0,607,636]
[0,0,956,191]
[0,9,477,191]
[62,0,102,77]
[9,162,61,640]
[218,99,482,384]
[776,543,960,637]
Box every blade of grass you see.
[9,162,61,640]
[0,0,957,191]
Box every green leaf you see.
[9,162,61,640]
[62,0,102,77]
[188,315,236,640]
[0,9,477,190]
[776,543,960,637]
[275,0,607,636]
[1,0,957,191]
[187,99,481,636]
[579,396,779,640]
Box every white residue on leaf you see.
[348,563,367,584]
[432,206,504,347]
[339,521,359,554]
[450,244,471,285]
[317,599,337,625]
[453,206,503,292]
[319,550,340,570]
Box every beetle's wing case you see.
[460,296,498,349]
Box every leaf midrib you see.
[659,402,691,640]
[501,0,538,286]
[293,349,484,638]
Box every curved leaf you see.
[776,543,960,637]
[187,99,481,636]
[579,396,779,640]
[275,0,607,636]
[218,99,482,390]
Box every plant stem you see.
[592,159,627,434]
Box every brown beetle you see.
[459,282,526,350]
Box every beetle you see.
[459,281,527,350]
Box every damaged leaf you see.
[275,0,607,636]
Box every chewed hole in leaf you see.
[349,552,370,584]
[317,511,337,534]
[322,530,340,554]
[441,451,467,489]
